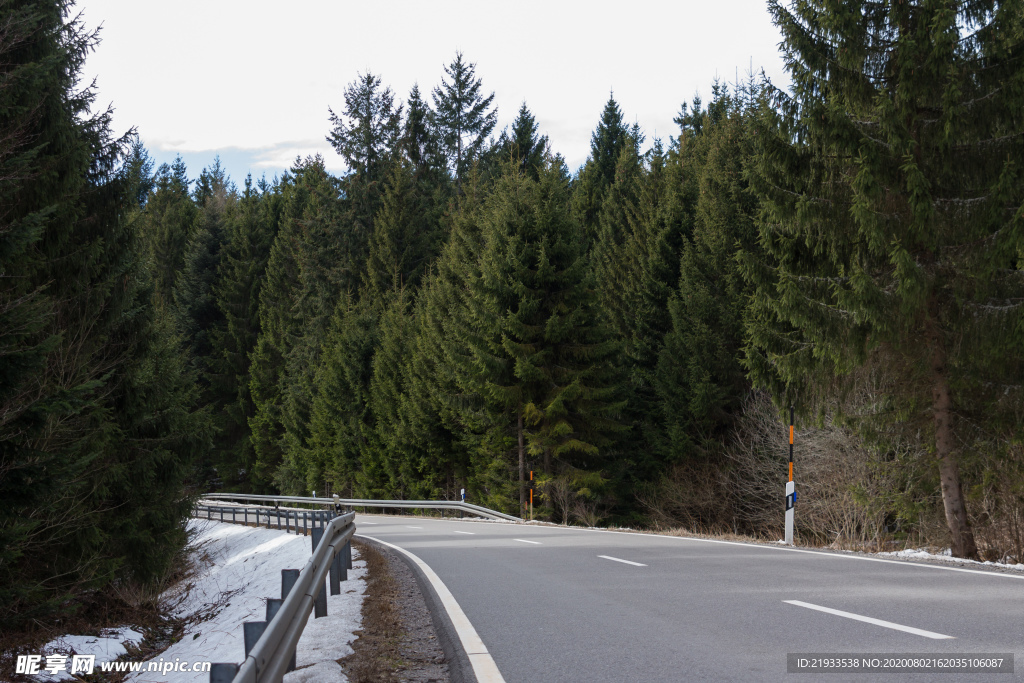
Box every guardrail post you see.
[281,569,299,672]
[231,507,236,523]
[266,598,282,621]
[208,663,238,683]
[330,544,344,593]
[243,621,266,657]
[311,527,328,618]
[344,540,352,570]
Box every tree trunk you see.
[517,408,525,515]
[930,322,979,560]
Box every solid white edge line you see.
[784,600,954,640]
[598,555,647,567]
[513,539,541,544]
[352,514,1024,581]
[358,534,505,683]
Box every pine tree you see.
[362,160,440,300]
[745,0,1024,559]
[208,175,279,488]
[463,160,626,513]
[0,0,209,624]
[572,94,632,235]
[307,294,378,496]
[492,102,549,180]
[432,51,497,191]
[657,85,759,464]
[328,72,402,183]
[142,157,198,309]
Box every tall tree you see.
[208,175,279,488]
[462,161,626,513]
[432,51,497,191]
[0,0,209,625]
[141,157,198,309]
[492,102,549,180]
[328,72,402,184]
[745,0,1024,559]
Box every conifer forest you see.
[3,0,1024,627]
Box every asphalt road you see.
[356,514,1024,682]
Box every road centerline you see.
[513,539,541,545]
[783,600,954,640]
[598,555,646,567]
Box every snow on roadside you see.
[875,547,1024,571]
[123,518,366,683]
[26,628,145,682]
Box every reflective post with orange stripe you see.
[529,471,533,521]
[785,406,795,545]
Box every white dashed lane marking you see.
[599,555,646,567]
[514,539,541,545]
[784,601,954,640]
[453,531,475,535]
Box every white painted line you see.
[406,526,423,529]
[359,535,505,683]
[453,531,475,535]
[599,555,647,567]
[783,601,954,640]
[358,521,378,524]
[514,539,541,545]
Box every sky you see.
[77,0,791,186]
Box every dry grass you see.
[339,540,403,683]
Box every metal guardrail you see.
[195,503,335,536]
[200,492,521,522]
[201,508,356,683]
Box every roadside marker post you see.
[785,406,795,545]
[529,471,533,521]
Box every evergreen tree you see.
[141,156,198,309]
[492,102,549,180]
[0,0,209,625]
[745,0,1024,559]
[462,161,626,513]
[572,94,633,235]
[362,160,440,300]
[657,85,759,465]
[306,295,378,496]
[432,51,497,191]
[328,72,402,183]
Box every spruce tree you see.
[0,0,209,624]
[209,175,279,488]
[745,0,1024,558]
[463,161,626,513]
[328,72,402,184]
[492,102,549,180]
[657,85,759,464]
[432,51,497,191]
[142,157,198,309]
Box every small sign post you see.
[785,406,795,545]
[529,471,533,521]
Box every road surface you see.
[356,514,1023,682]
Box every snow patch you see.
[876,547,1024,571]
[31,628,145,681]
[125,519,366,682]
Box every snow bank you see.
[19,519,366,682]
[127,518,367,682]
[876,547,1024,571]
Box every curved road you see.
[356,514,1023,682]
